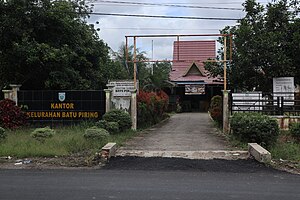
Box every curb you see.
[101,143,117,161]
[116,150,249,160]
[248,143,271,164]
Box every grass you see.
[270,131,300,161]
[0,125,137,158]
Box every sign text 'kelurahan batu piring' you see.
[18,90,105,123]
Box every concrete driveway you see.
[116,113,246,159]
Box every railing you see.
[230,92,300,116]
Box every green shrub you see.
[0,127,6,141]
[290,123,300,141]
[84,127,109,140]
[96,120,120,134]
[95,120,107,129]
[31,127,55,142]
[209,95,223,124]
[230,113,279,148]
[103,110,132,131]
[106,122,119,134]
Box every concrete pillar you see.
[104,89,112,113]
[222,90,230,134]
[2,90,13,100]
[9,84,21,106]
[130,89,137,130]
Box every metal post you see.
[151,40,154,75]
[133,36,137,90]
[230,34,232,61]
[280,96,284,115]
[125,36,129,63]
[177,35,180,61]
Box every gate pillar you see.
[130,89,137,130]
[222,90,230,134]
[104,89,112,113]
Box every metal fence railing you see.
[230,92,300,116]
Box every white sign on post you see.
[273,77,294,106]
[109,81,136,97]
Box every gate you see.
[230,92,300,116]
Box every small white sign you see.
[273,77,294,106]
[109,80,136,97]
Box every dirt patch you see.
[270,159,300,175]
[0,152,104,170]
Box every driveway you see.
[117,113,238,159]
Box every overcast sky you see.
[87,0,270,60]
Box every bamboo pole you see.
[133,36,137,89]
[224,36,227,91]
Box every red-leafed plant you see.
[0,99,28,129]
[137,90,169,128]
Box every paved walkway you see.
[117,113,248,159]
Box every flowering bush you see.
[0,99,27,129]
[137,90,169,128]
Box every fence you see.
[18,90,105,125]
[230,92,300,116]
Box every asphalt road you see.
[0,158,299,200]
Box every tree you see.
[142,62,172,91]
[205,0,300,91]
[115,43,150,87]
[0,0,111,90]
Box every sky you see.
[87,0,271,60]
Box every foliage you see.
[0,125,136,158]
[209,95,223,125]
[115,44,150,85]
[83,127,109,140]
[205,0,300,91]
[0,0,112,89]
[142,62,172,91]
[31,126,55,142]
[230,113,280,148]
[137,90,169,127]
[290,123,300,141]
[271,142,300,161]
[0,127,6,141]
[96,120,119,134]
[0,99,27,129]
[105,122,119,134]
[95,120,107,129]
[103,109,132,131]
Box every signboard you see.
[18,90,105,122]
[109,81,136,97]
[185,85,205,95]
[273,77,294,106]
[232,92,263,112]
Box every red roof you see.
[170,41,222,84]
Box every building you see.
[169,40,223,112]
